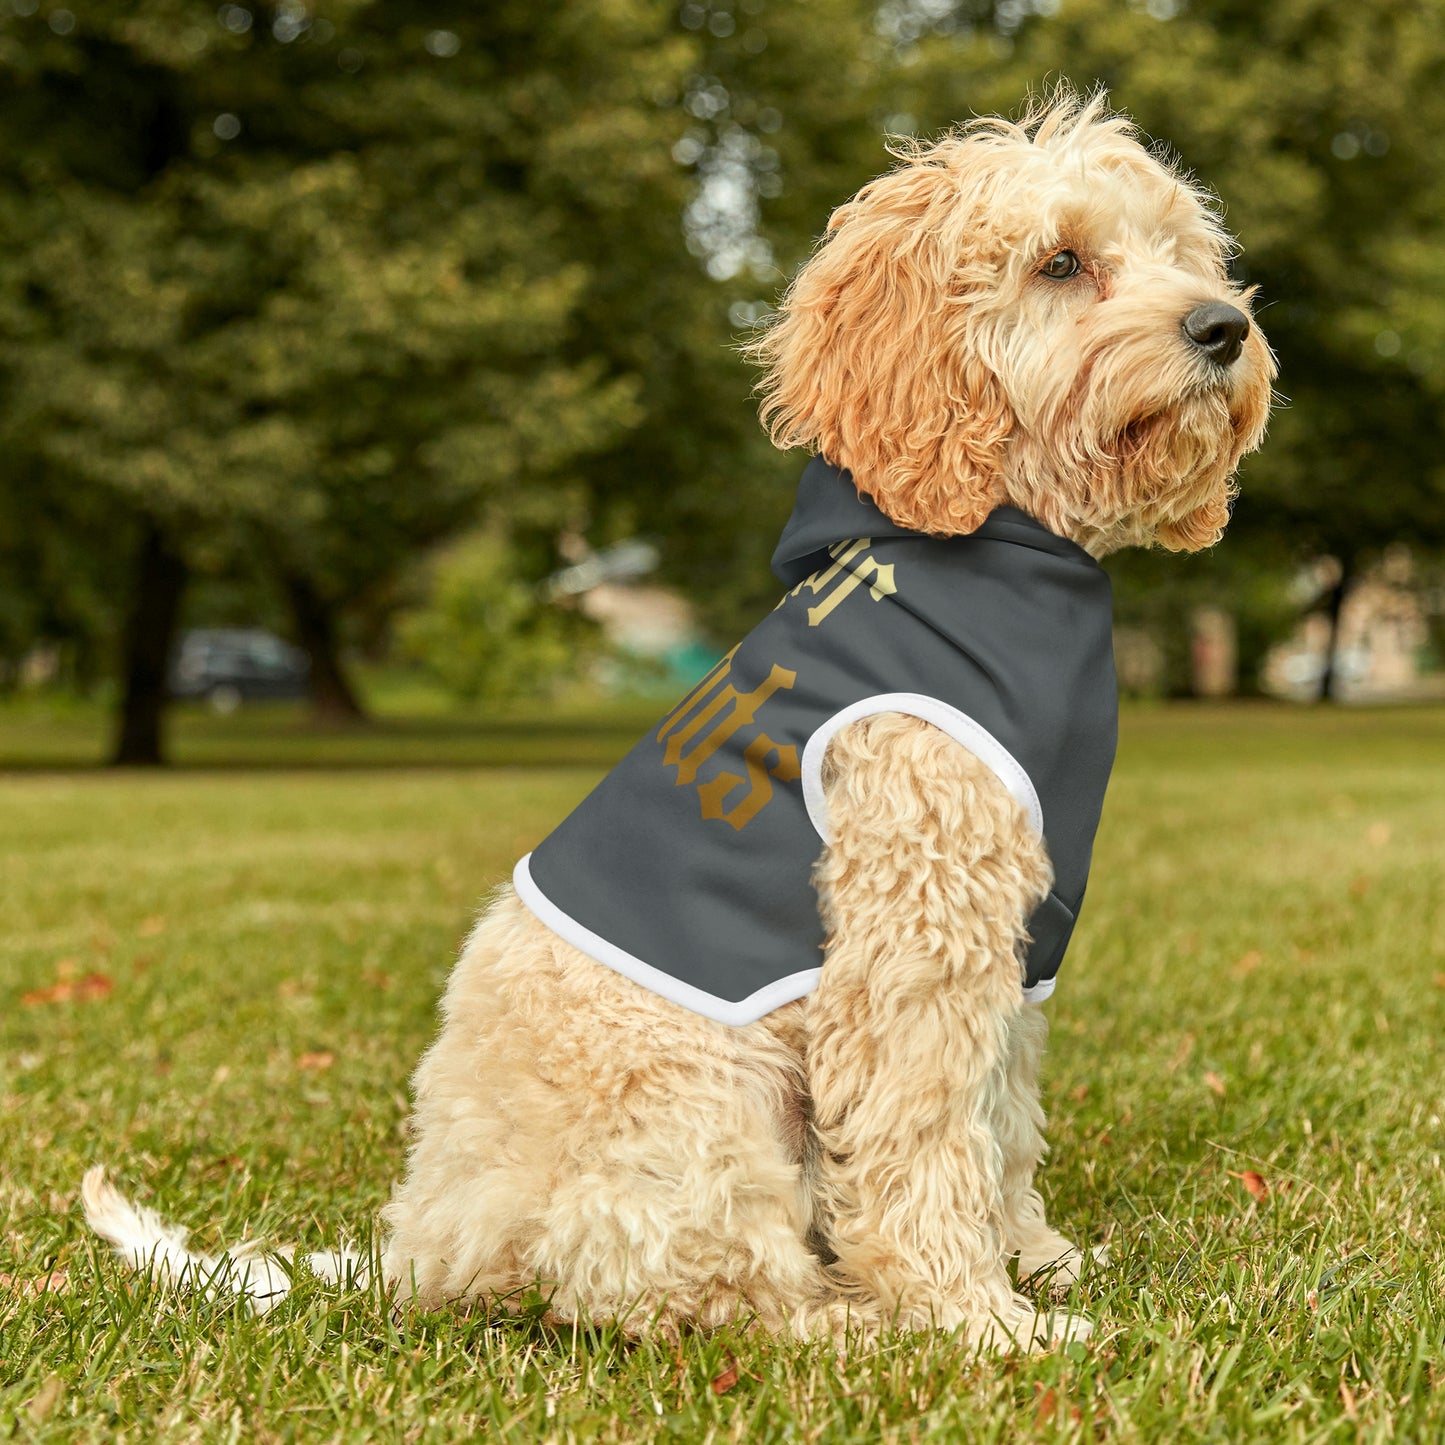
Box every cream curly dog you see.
[85,91,1273,1351]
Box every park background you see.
[2,0,1445,750]
[2,2,1443,1442]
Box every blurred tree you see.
[0,456,130,694]
[0,0,690,758]
[535,0,888,639]
[396,529,595,704]
[7,0,1445,742]
[0,0,903,752]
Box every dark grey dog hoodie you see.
[515,457,1118,1025]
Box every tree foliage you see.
[3,0,1444,730]
[396,530,594,705]
[0,1,700,750]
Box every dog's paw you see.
[1033,1308,1093,1347]
[1018,1239,1110,1294]
[970,1297,1093,1353]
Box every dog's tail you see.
[81,1165,368,1315]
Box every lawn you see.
[2,701,1443,1442]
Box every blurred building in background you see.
[1262,551,1439,702]
[547,539,716,692]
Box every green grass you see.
[0,686,668,771]
[2,702,1443,1442]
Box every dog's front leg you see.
[805,712,1088,1350]
[994,1004,1097,1290]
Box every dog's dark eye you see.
[1041,250,1081,280]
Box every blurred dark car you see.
[169,628,310,712]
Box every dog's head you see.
[750,89,1275,554]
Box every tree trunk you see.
[111,522,187,766]
[283,572,367,724]
[1317,554,1355,703]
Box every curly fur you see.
[380,715,1087,1349]
[85,87,1272,1354]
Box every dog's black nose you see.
[1182,302,1251,367]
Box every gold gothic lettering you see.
[655,647,738,743]
[781,539,898,627]
[658,658,797,784]
[656,649,800,828]
[696,732,803,832]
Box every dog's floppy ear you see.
[749,146,1013,536]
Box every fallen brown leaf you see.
[138,915,167,937]
[296,1051,335,1072]
[0,1268,69,1298]
[21,972,113,1007]
[1070,1083,1089,1103]
[1348,876,1372,899]
[1168,1033,1196,1072]
[710,1358,739,1395]
[1228,1169,1268,1201]
[1204,1071,1227,1098]
[1232,950,1263,977]
[361,968,394,991]
[1034,1386,1058,1426]
[1433,973,1445,990]
[21,982,69,1006]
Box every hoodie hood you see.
[771,456,1100,587]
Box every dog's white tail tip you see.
[82,1164,197,1278]
[81,1166,369,1314]
[82,1165,285,1313]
